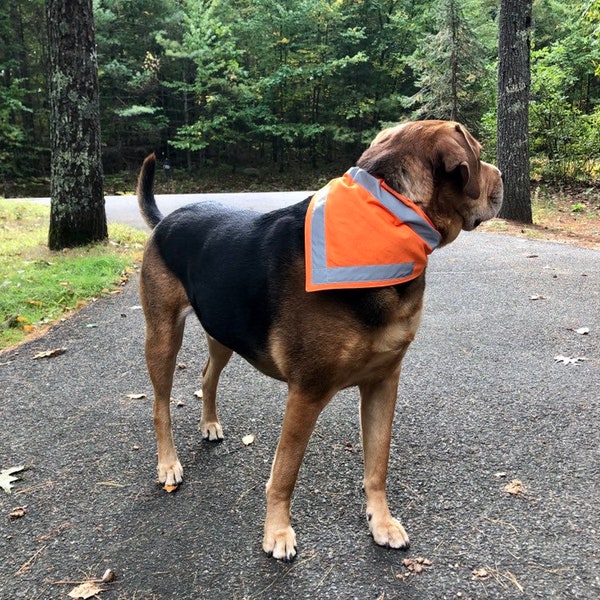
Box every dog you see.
[137,120,503,561]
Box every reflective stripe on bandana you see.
[305,167,442,292]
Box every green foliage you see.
[94,0,185,169]
[3,0,600,185]
[407,0,494,133]
[529,1,600,182]
[0,77,29,176]
[0,1,48,178]
[0,199,146,349]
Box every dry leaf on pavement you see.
[9,506,27,519]
[504,479,524,495]
[397,557,432,577]
[33,347,66,359]
[0,465,26,494]
[554,355,586,365]
[472,567,491,579]
[68,582,104,599]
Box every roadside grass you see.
[0,199,147,350]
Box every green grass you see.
[0,198,147,350]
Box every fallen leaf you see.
[0,466,26,494]
[472,567,490,579]
[163,484,178,493]
[23,325,36,333]
[494,471,507,478]
[575,327,590,335]
[242,434,255,446]
[529,294,546,300]
[554,355,586,365]
[504,479,524,495]
[193,389,203,399]
[400,557,432,575]
[177,363,187,370]
[9,506,27,519]
[68,582,104,599]
[33,347,66,359]
[126,393,146,400]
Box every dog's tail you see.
[137,153,163,229]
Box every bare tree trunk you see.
[46,0,107,249]
[497,0,533,223]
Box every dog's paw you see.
[200,420,224,442]
[262,526,297,562]
[368,513,410,549]
[157,460,183,488]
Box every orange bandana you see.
[305,167,441,292]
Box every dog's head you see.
[357,120,503,245]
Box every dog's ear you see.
[438,124,481,199]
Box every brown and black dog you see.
[137,120,503,561]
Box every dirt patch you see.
[481,185,600,250]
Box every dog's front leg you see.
[263,387,331,561]
[359,371,410,549]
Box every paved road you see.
[0,199,598,598]
[24,192,313,229]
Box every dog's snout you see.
[473,218,482,229]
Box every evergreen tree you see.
[408,0,489,132]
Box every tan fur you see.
[139,120,503,561]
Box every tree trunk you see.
[497,0,533,223]
[46,0,107,249]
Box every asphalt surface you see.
[1,224,598,599]
[25,192,312,229]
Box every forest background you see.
[1,0,600,196]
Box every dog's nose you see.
[473,218,482,228]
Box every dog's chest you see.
[372,312,422,353]
[363,301,422,368]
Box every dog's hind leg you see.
[140,246,189,487]
[359,371,410,550]
[199,334,233,441]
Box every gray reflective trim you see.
[312,261,416,286]
[347,167,442,250]
[310,185,329,276]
